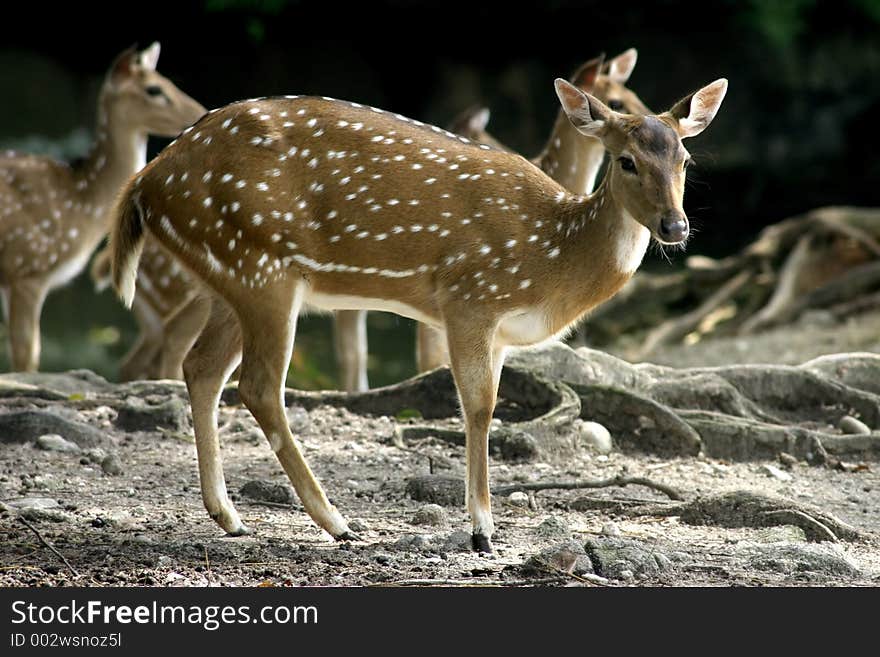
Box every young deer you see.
[417,49,650,372]
[110,76,727,552]
[0,43,204,371]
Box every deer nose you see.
[657,213,689,244]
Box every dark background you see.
[1,0,879,385]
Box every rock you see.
[440,530,473,553]
[839,416,871,435]
[601,522,621,537]
[101,454,123,476]
[522,540,594,576]
[533,516,570,539]
[5,497,60,512]
[742,543,860,577]
[584,537,679,580]
[35,434,81,453]
[84,448,107,463]
[778,452,798,468]
[285,406,310,433]
[411,504,447,527]
[393,533,431,551]
[761,464,793,482]
[115,397,189,432]
[508,491,530,507]
[405,475,464,507]
[497,431,539,462]
[156,555,174,568]
[576,420,613,454]
[347,518,369,533]
[5,497,72,522]
[750,526,808,544]
[239,480,296,505]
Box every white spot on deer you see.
[252,213,264,226]
[165,174,175,186]
[308,158,319,169]
[271,233,282,242]
[425,178,436,185]
[375,233,387,240]
[203,197,213,208]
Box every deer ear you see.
[109,45,139,84]
[607,48,638,84]
[669,78,728,138]
[139,42,161,71]
[465,107,491,134]
[555,78,612,137]
[570,53,605,92]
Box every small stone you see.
[601,522,621,537]
[522,540,594,576]
[498,431,539,462]
[5,497,60,512]
[778,452,798,468]
[393,533,430,551]
[508,491,530,507]
[157,555,174,568]
[440,530,473,553]
[239,480,296,504]
[619,569,635,581]
[534,516,569,539]
[35,434,80,453]
[761,464,793,482]
[84,448,107,463]
[576,421,613,454]
[101,454,123,476]
[115,397,189,432]
[411,504,447,527]
[405,475,464,507]
[347,518,369,533]
[839,416,871,435]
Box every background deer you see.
[417,48,650,372]
[0,43,204,372]
[110,75,726,552]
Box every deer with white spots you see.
[0,43,204,372]
[109,76,727,552]
[418,49,650,371]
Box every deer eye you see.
[607,99,624,112]
[145,85,163,97]
[618,156,637,173]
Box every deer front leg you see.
[159,294,211,380]
[333,309,369,392]
[415,322,448,373]
[445,318,505,552]
[182,296,248,535]
[7,279,48,372]
[237,281,356,541]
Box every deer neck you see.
[544,169,650,332]
[536,111,606,194]
[74,93,148,219]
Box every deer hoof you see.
[336,530,362,542]
[471,533,494,553]
[226,523,254,537]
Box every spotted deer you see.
[417,49,650,372]
[109,76,727,552]
[0,43,204,372]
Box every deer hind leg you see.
[119,296,163,381]
[7,279,48,372]
[416,322,448,373]
[182,295,247,535]
[333,309,369,392]
[444,316,505,552]
[159,294,211,380]
[237,280,356,541]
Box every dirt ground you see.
[1,310,879,588]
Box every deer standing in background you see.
[0,43,204,372]
[417,48,649,372]
[110,76,727,552]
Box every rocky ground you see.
[1,313,880,588]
